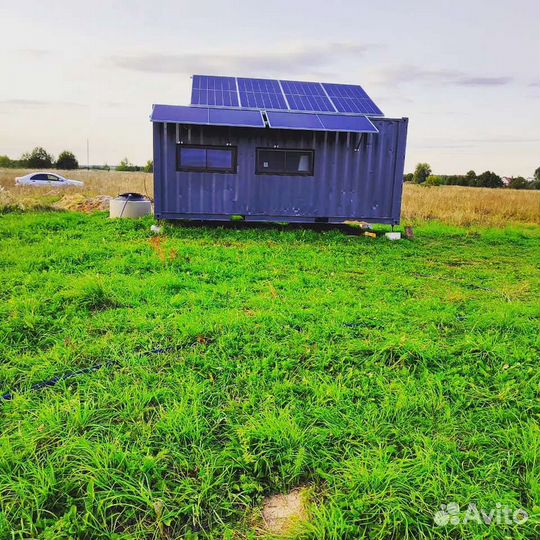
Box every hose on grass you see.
[1,347,175,403]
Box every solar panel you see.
[151,105,265,127]
[279,80,335,112]
[322,83,383,115]
[318,113,378,133]
[208,108,265,127]
[266,111,324,130]
[237,78,287,110]
[152,105,209,124]
[266,111,378,133]
[191,75,239,107]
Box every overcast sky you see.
[0,0,538,175]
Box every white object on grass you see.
[150,225,163,234]
[109,193,152,218]
[15,172,84,187]
[385,232,401,240]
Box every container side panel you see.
[389,118,409,223]
[152,122,164,217]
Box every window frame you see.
[255,147,315,176]
[176,144,237,174]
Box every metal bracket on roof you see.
[354,133,364,151]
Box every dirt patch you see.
[261,488,308,537]
[53,194,112,213]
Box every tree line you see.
[0,147,153,172]
[0,147,78,170]
[116,157,153,173]
[406,163,540,190]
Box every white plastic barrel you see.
[109,193,152,218]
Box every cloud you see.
[0,99,83,107]
[15,49,51,58]
[372,65,513,87]
[0,99,48,106]
[108,43,374,77]
[415,136,539,149]
[460,136,539,144]
[456,76,512,86]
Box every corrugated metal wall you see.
[153,117,408,224]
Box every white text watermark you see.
[434,502,528,527]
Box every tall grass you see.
[1,168,539,226]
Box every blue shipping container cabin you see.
[151,75,408,224]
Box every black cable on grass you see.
[1,347,176,403]
[1,361,119,402]
[150,346,176,354]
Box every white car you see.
[15,172,84,187]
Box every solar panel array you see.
[151,104,265,128]
[190,75,383,116]
[152,104,378,133]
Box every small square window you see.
[181,148,206,168]
[207,149,233,169]
[256,148,314,176]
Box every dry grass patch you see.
[52,194,112,212]
[402,183,539,226]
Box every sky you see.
[0,0,538,176]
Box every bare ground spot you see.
[260,487,309,538]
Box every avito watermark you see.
[434,502,528,527]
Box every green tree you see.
[507,176,529,189]
[143,160,153,173]
[534,167,540,182]
[116,157,140,171]
[425,175,444,186]
[56,150,79,170]
[465,170,477,186]
[22,147,54,169]
[413,163,432,184]
[477,170,503,188]
[0,155,13,168]
[116,157,130,171]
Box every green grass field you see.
[0,211,539,539]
